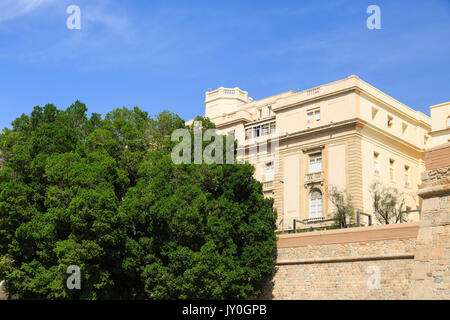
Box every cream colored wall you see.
[359,94,430,149]
[276,91,357,135]
[429,102,450,147]
[204,87,250,119]
[250,122,361,227]
[202,76,444,229]
[283,154,301,228]
[360,133,423,223]
[357,79,430,127]
[431,131,450,147]
[430,102,450,132]
[327,144,346,211]
[214,122,246,146]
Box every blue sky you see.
[0,0,449,129]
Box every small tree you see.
[369,182,407,224]
[328,186,355,228]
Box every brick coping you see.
[277,223,419,248]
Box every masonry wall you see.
[408,165,450,299]
[263,223,419,300]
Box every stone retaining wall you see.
[264,224,418,300]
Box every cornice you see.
[429,101,450,109]
[361,121,426,154]
[214,117,252,127]
[277,118,361,144]
[272,86,357,113]
[358,90,431,130]
[429,128,450,135]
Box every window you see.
[310,189,323,218]
[258,109,262,119]
[387,115,393,128]
[270,122,276,134]
[228,130,235,139]
[245,120,276,139]
[246,128,254,139]
[265,162,274,182]
[261,123,269,136]
[268,106,272,116]
[424,135,429,146]
[389,159,395,181]
[373,152,380,175]
[405,165,410,188]
[447,116,450,127]
[315,110,321,121]
[307,110,320,123]
[309,153,322,173]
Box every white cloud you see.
[0,0,58,22]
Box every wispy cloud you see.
[0,0,59,22]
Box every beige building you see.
[199,75,449,230]
[429,102,450,147]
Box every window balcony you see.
[262,181,274,191]
[304,171,323,186]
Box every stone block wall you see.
[263,165,450,300]
[408,166,450,299]
[263,224,418,299]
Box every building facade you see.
[200,75,449,230]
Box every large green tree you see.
[0,103,276,299]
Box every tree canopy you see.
[0,102,276,299]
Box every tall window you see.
[261,123,269,136]
[265,162,274,182]
[389,159,395,181]
[255,126,260,137]
[245,128,253,139]
[268,106,272,116]
[258,109,262,119]
[447,116,450,127]
[315,110,321,121]
[404,165,410,187]
[309,153,322,173]
[270,122,276,134]
[310,189,323,218]
[307,112,314,123]
[373,152,380,176]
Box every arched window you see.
[310,189,323,218]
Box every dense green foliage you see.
[0,102,276,299]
